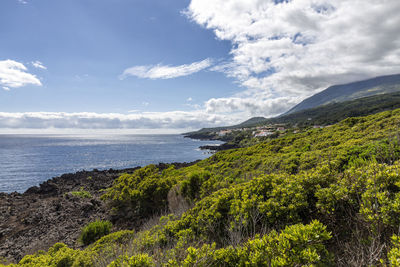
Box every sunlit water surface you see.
[0,134,222,193]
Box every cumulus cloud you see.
[31,61,47,70]
[120,58,213,80]
[0,111,238,132]
[0,59,42,89]
[186,0,400,116]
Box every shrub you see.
[101,165,174,219]
[16,243,93,267]
[80,220,113,246]
[108,254,153,267]
[180,171,211,201]
[69,187,92,198]
[180,221,332,266]
[386,235,400,266]
[89,230,135,253]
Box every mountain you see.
[184,74,400,139]
[262,91,400,127]
[184,90,400,139]
[286,73,400,114]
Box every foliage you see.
[80,220,113,246]
[89,230,135,254]
[181,220,331,266]
[68,187,92,198]
[386,235,400,266]
[101,165,175,219]
[180,171,211,201]
[15,243,93,267]
[108,254,153,267]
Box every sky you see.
[1,0,400,133]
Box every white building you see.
[254,131,274,137]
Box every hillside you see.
[265,90,400,127]
[3,108,400,266]
[286,73,400,114]
[185,91,400,140]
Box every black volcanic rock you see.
[199,143,238,151]
[0,168,134,262]
[0,162,197,263]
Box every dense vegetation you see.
[4,108,400,266]
[80,221,113,246]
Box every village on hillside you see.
[215,123,326,138]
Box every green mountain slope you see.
[286,73,400,114]
[7,108,400,266]
[266,90,400,126]
[235,116,267,127]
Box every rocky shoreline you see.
[0,162,196,263]
[198,142,239,151]
[183,134,239,152]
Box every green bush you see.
[108,254,153,267]
[181,221,332,266]
[89,230,135,253]
[101,165,174,219]
[180,171,211,201]
[69,187,92,198]
[386,235,400,266]
[80,220,113,246]
[16,243,93,267]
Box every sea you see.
[0,134,222,193]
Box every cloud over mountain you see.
[186,0,400,116]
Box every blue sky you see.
[1,0,400,133]
[0,0,235,113]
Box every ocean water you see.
[0,134,222,193]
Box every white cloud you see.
[0,59,42,89]
[186,0,400,116]
[120,58,213,80]
[187,97,193,102]
[31,61,47,70]
[3,87,10,91]
[0,111,238,132]
[205,96,300,117]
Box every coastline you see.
[183,133,240,152]
[198,143,238,151]
[0,161,197,262]
[0,133,217,194]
